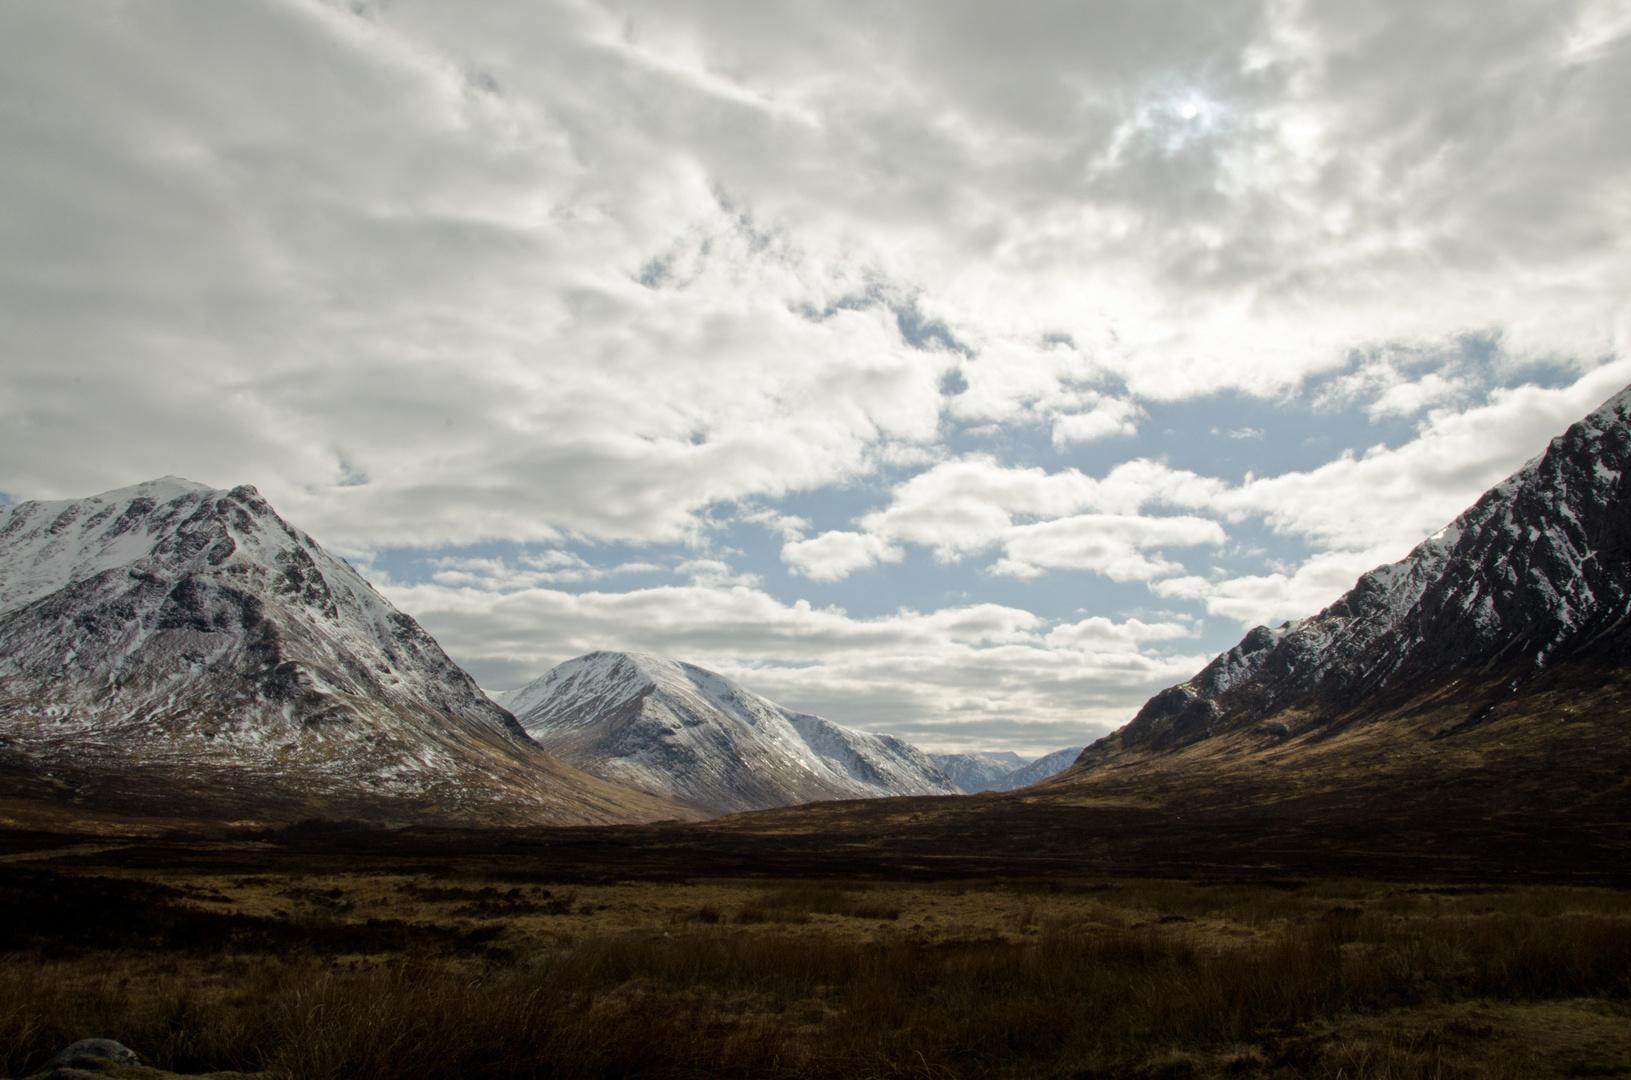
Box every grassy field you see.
[3,855,1630,1080]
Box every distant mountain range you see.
[496,652,958,814]
[0,477,1032,825]
[932,752,1024,792]
[6,382,1631,863]
[0,478,684,826]
[933,748,1085,793]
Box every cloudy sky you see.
[3,0,1629,755]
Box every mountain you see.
[496,652,958,815]
[932,748,1084,793]
[0,478,684,826]
[932,751,1024,793]
[673,387,1631,881]
[1040,384,1631,861]
[987,746,1086,791]
[1075,385,1631,766]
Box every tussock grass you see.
[735,884,902,924]
[3,885,1631,1079]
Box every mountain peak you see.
[0,480,684,825]
[500,651,957,814]
[1081,381,1631,762]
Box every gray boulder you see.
[45,1040,140,1070]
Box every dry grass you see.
[733,884,902,924]
[2,871,1630,1079]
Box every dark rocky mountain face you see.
[1027,386,1631,870]
[0,478,684,826]
[1088,386,1631,762]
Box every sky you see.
[2,0,1629,756]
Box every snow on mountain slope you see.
[932,752,1025,793]
[1082,383,1631,761]
[496,651,958,814]
[0,479,681,825]
[988,747,1087,791]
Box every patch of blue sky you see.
[945,383,1402,481]
[364,505,1283,647]
[741,512,1310,652]
[361,345,1577,669]
[726,519,1171,619]
[946,335,1580,481]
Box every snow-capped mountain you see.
[932,748,1084,793]
[932,751,1025,793]
[0,478,680,825]
[987,746,1086,791]
[1075,383,1631,769]
[496,652,958,814]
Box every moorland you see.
[2,818,1630,1080]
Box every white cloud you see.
[993,514,1227,580]
[941,338,1144,446]
[1212,363,1631,553]
[1150,360,1631,624]
[856,458,1098,559]
[1044,614,1198,650]
[774,361,1631,614]
[1050,396,1144,447]
[3,0,1626,556]
[675,558,762,588]
[774,455,1231,581]
[1151,550,1385,628]
[782,530,903,582]
[424,551,662,589]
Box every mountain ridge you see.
[499,651,958,815]
[932,752,1025,793]
[0,479,687,826]
[1045,383,1631,835]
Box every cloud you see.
[2,0,1626,559]
[774,455,1231,581]
[385,577,1208,754]
[1150,360,1631,624]
[776,361,1631,609]
[675,558,763,588]
[3,0,1628,751]
[941,338,1144,445]
[1151,550,1386,628]
[993,514,1227,580]
[1211,363,1631,553]
[425,551,662,588]
[782,530,903,582]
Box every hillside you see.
[497,651,957,814]
[0,478,686,826]
[998,384,1631,856]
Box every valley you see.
[1,835,1629,1080]
[4,391,1631,1079]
